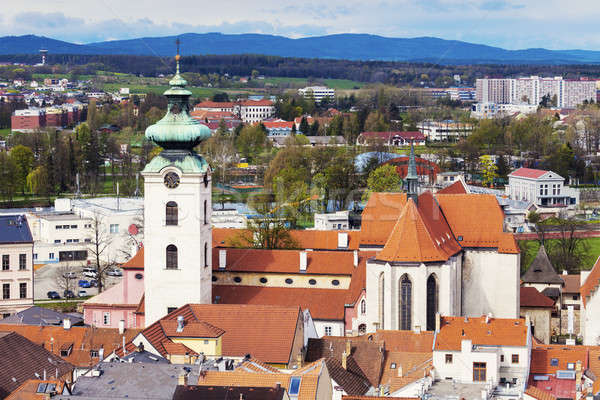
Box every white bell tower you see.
[141,48,212,327]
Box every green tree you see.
[479,155,498,187]
[364,111,390,132]
[235,124,267,162]
[9,145,34,195]
[299,117,310,135]
[0,151,18,202]
[26,166,49,196]
[363,164,402,201]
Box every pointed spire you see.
[406,140,419,203]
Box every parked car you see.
[47,291,60,300]
[63,290,75,299]
[78,290,88,297]
[83,268,98,278]
[78,280,91,288]
[107,269,122,277]
[89,279,98,287]
[62,272,77,279]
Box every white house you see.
[507,167,578,207]
[313,211,350,231]
[238,99,275,123]
[298,86,335,103]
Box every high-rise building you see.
[142,52,213,327]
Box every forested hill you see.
[3,33,600,64]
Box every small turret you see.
[406,140,419,204]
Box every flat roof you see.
[72,197,143,215]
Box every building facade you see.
[298,86,336,103]
[507,167,578,207]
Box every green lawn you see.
[263,76,365,90]
[519,238,600,273]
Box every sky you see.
[3,0,600,50]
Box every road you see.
[34,263,122,301]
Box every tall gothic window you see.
[399,274,412,330]
[360,299,366,315]
[378,273,385,329]
[203,200,208,225]
[166,201,178,226]
[204,242,208,267]
[166,245,178,269]
[426,274,438,331]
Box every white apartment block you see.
[417,120,473,141]
[0,215,34,317]
[238,100,275,124]
[298,86,336,103]
[313,211,350,230]
[476,76,596,108]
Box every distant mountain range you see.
[2,33,600,64]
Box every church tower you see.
[406,140,419,203]
[141,48,213,327]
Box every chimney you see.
[296,353,303,369]
[341,351,348,370]
[63,318,71,330]
[435,313,441,332]
[118,319,125,335]
[176,315,185,333]
[99,347,104,361]
[219,250,227,269]
[337,232,348,248]
[353,250,358,267]
[397,365,403,377]
[299,251,307,272]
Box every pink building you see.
[82,247,145,329]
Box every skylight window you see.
[289,377,301,396]
[550,358,558,366]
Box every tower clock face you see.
[163,172,180,189]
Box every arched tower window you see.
[427,274,439,331]
[378,273,385,329]
[399,274,412,330]
[166,245,178,269]
[360,299,366,315]
[203,200,208,225]
[166,201,178,226]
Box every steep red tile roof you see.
[194,101,235,108]
[434,316,528,351]
[240,99,273,106]
[212,248,358,275]
[509,167,549,179]
[5,379,69,400]
[360,193,407,246]
[212,228,361,250]
[160,340,198,356]
[121,247,144,270]
[435,193,519,253]
[581,256,600,306]
[525,386,557,400]
[437,180,468,194]
[213,285,347,320]
[561,274,580,294]
[159,320,224,338]
[520,287,555,308]
[261,121,294,129]
[123,304,302,365]
[530,345,587,374]
[380,351,432,393]
[376,196,461,263]
[361,330,434,353]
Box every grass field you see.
[519,238,600,273]
[263,76,365,90]
[0,128,11,138]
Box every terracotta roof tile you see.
[434,316,528,351]
[361,330,434,353]
[509,168,550,179]
[5,379,68,400]
[213,285,347,320]
[525,386,557,400]
[530,345,587,374]
[360,193,407,246]
[520,287,555,308]
[379,351,432,393]
[160,340,198,356]
[561,274,580,293]
[376,196,461,263]
[437,180,468,194]
[581,256,600,306]
[194,101,235,108]
[121,247,144,270]
[159,320,224,338]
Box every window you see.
[285,278,293,284]
[445,354,453,364]
[203,200,208,225]
[204,340,209,344]
[500,355,505,362]
[360,299,366,315]
[19,254,26,270]
[2,313,10,319]
[308,279,316,285]
[109,224,119,234]
[573,294,579,300]
[84,224,91,229]
[212,276,217,282]
[550,358,559,366]
[511,354,519,364]
[84,238,91,243]
[166,245,178,269]
[378,273,385,329]
[66,239,73,243]
[2,283,9,299]
[2,255,9,271]
[54,239,61,244]
[233,277,242,283]
[259,277,268,284]
[567,362,575,370]
[90,350,99,358]
[71,225,77,229]
[33,253,37,260]
[324,326,332,336]
[49,253,54,259]
[19,283,26,299]
[167,307,177,314]
[73,239,79,243]
[204,242,208,267]
[56,225,63,229]
[331,279,340,286]
[473,362,486,382]
[103,312,110,325]
[166,201,178,225]
[390,362,396,369]
[399,274,412,330]
[358,324,366,335]
[289,377,301,396]
[426,274,438,331]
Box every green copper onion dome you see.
[145,53,211,150]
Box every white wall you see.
[582,288,600,345]
[314,320,344,337]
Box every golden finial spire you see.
[175,38,181,73]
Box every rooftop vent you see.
[299,251,307,272]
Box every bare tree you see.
[87,213,116,293]
[117,214,144,261]
[54,263,78,299]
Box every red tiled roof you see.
[520,287,555,308]
[361,330,434,353]
[530,345,587,374]
[159,320,224,338]
[360,193,407,246]
[437,180,468,194]
[240,99,273,106]
[376,196,461,263]
[213,228,362,250]
[194,101,235,108]
[581,256,600,306]
[434,316,528,351]
[561,274,580,293]
[360,131,425,140]
[509,167,549,179]
[525,386,557,400]
[121,247,144,270]
[261,121,294,129]
[213,285,347,320]
[160,340,198,355]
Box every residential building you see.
[0,215,34,317]
[470,102,538,119]
[0,331,74,398]
[193,101,235,113]
[117,303,307,368]
[560,271,582,335]
[239,99,275,123]
[211,208,248,229]
[313,211,350,230]
[519,287,555,344]
[356,131,426,146]
[432,315,531,396]
[262,120,295,136]
[506,167,578,207]
[10,109,46,132]
[141,56,213,326]
[476,78,513,104]
[527,344,587,399]
[6,379,71,399]
[298,86,336,103]
[417,120,473,141]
